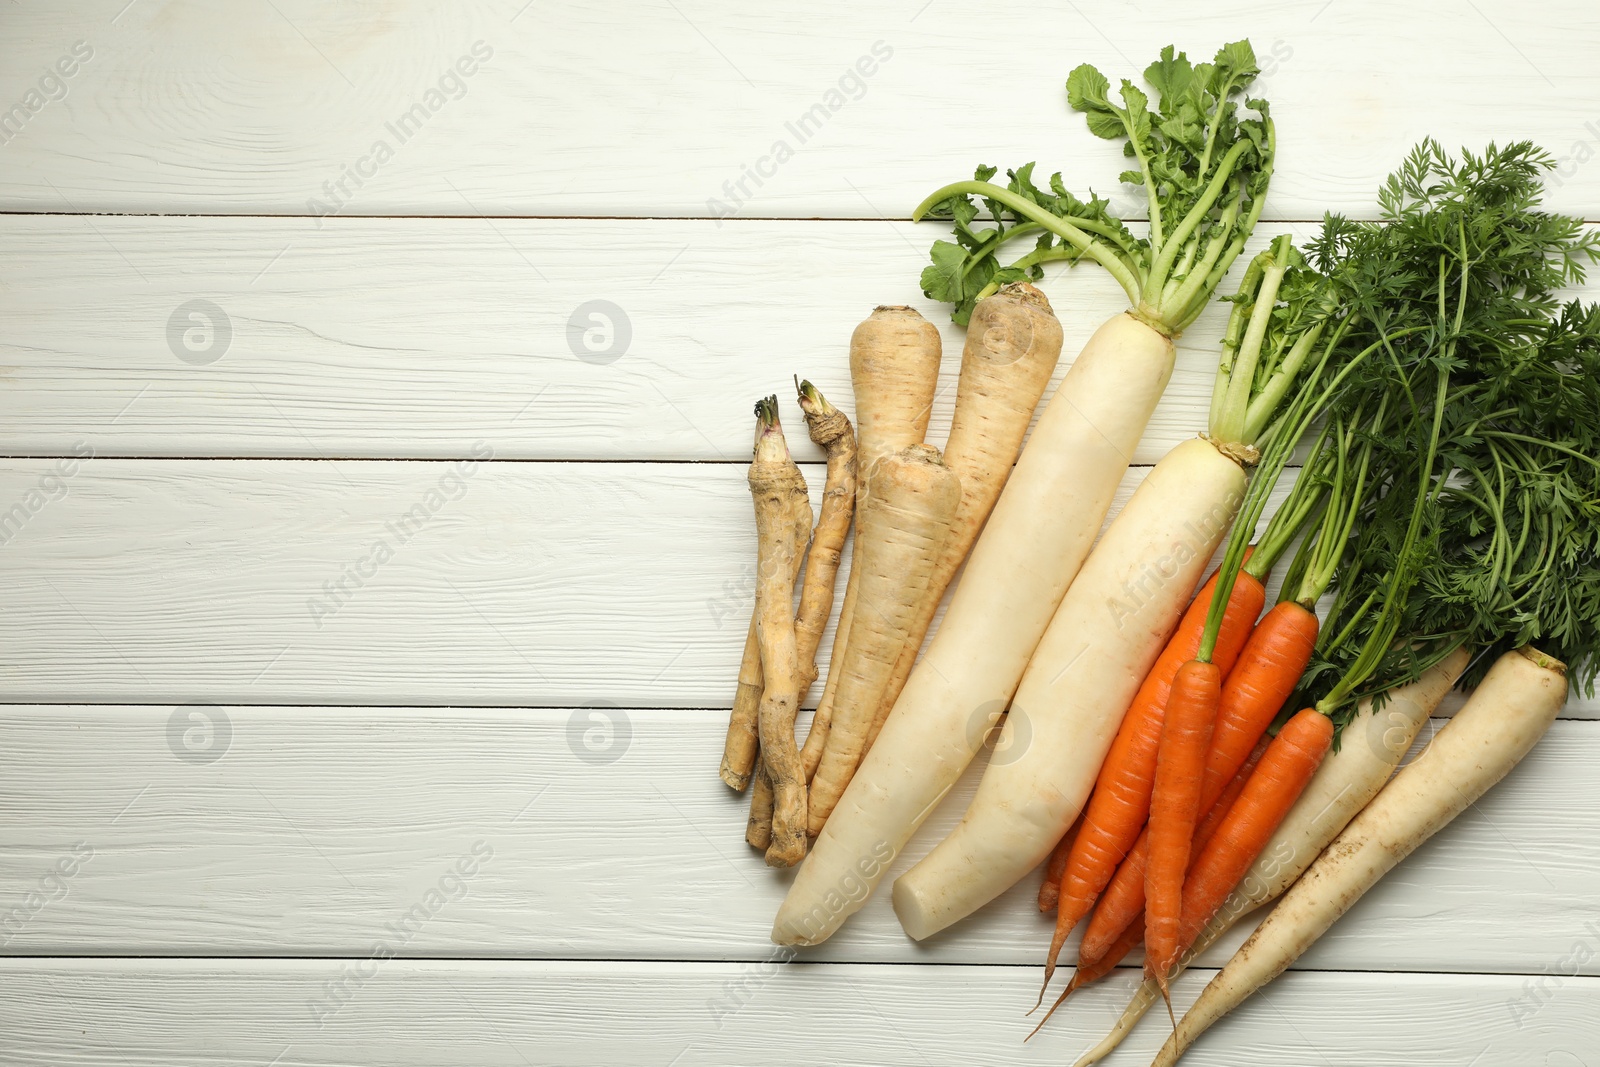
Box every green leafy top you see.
[1394,299,1600,693]
[912,41,1273,331]
[1286,141,1600,721]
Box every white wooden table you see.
[1,1,1597,1063]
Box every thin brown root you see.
[1033,961,1057,1013]
[1158,973,1176,1033]
[1026,973,1082,1041]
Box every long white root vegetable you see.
[771,313,1175,946]
[893,434,1247,940]
[1153,646,1567,1066]
[807,306,941,777]
[1072,647,1469,1067]
[868,283,1065,744]
[745,399,815,867]
[807,443,961,834]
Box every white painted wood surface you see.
[1,960,1596,1066]
[0,706,1595,976]
[3,0,1599,221]
[0,216,1314,463]
[2,0,1597,1061]
[0,457,1592,715]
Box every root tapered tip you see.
[1026,973,1083,1042]
[1159,980,1177,1033]
[1035,963,1056,1011]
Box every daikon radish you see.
[896,236,1335,942]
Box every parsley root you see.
[808,443,960,834]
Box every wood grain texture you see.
[0,959,1594,1066]
[3,0,1599,221]
[0,457,1126,708]
[0,216,1346,463]
[0,705,1594,972]
[3,4,1597,1060]
[0,457,1594,715]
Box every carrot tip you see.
[1026,973,1083,1041]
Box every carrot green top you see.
[913,41,1273,334]
[1203,143,1600,724]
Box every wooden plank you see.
[1,705,1594,971]
[0,215,1320,463]
[0,457,1594,716]
[6,212,1591,462]
[0,457,1121,707]
[4,1,1599,219]
[0,959,1593,1066]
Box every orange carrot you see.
[1202,601,1320,793]
[1044,564,1265,985]
[1144,659,1222,992]
[1189,738,1266,854]
[1038,812,1083,913]
[1075,604,1317,961]
[1167,708,1333,969]
[1081,737,1266,962]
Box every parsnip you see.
[807,306,941,777]
[868,283,1065,745]
[808,443,961,833]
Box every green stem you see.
[1246,423,1335,580]
[1163,197,1244,331]
[1207,251,1270,436]
[913,181,1142,305]
[1317,367,1450,715]
[912,183,1137,248]
[1212,235,1294,444]
[1144,138,1252,300]
[1170,120,1274,335]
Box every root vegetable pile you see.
[701,35,1600,1065]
